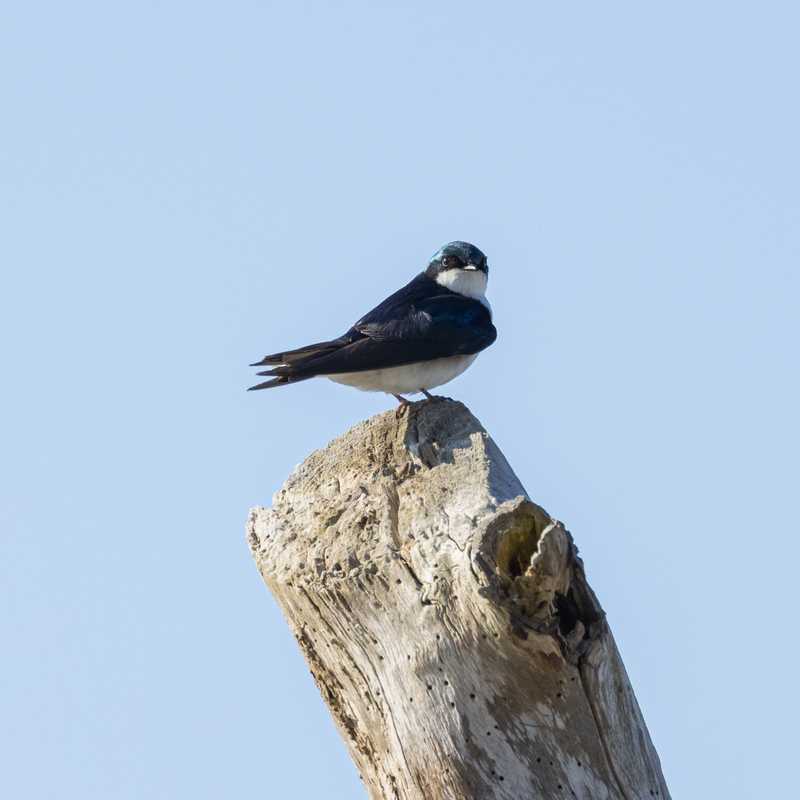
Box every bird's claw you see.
[392,394,411,418]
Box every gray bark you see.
[248,399,670,800]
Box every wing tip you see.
[250,357,282,367]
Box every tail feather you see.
[247,374,313,391]
[247,377,287,391]
[249,339,341,367]
[249,336,353,391]
[250,359,311,381]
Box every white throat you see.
[435,268,491,313]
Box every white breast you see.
[327,353,479,395]
[435,268,492,315]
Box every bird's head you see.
[425,241,489,299]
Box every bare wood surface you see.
[248,399,670,799]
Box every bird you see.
[248,241,497,413]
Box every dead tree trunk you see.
[247,399,670,800]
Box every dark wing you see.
[353,293,495,354]
[249,336,357,367]
[248,274,496,390]
[351,272,442,329]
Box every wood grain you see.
[248,399,670,800]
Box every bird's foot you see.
[421,389,436,400]
[393,394,411,418]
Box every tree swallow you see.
[249,241,497,412]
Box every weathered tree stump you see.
[248,399,670,799]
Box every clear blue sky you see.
[2,2,798,798]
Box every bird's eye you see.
[441,255,462,269]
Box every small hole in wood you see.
[470,693,476,699]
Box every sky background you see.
[2,2,798,798]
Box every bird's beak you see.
[464,263,479,271]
